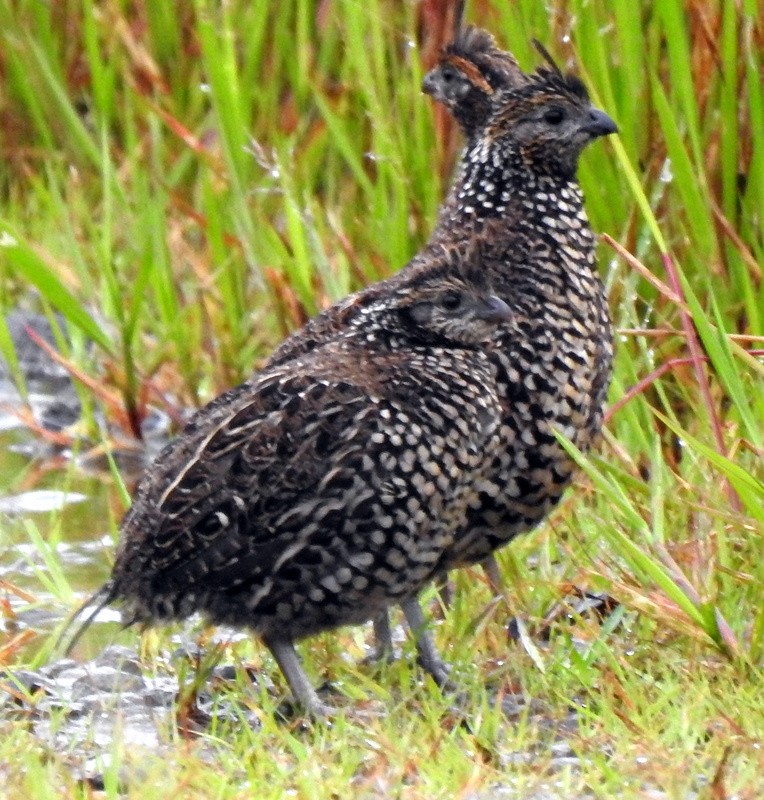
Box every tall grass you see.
[0,0,762,795]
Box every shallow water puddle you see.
[0,490,88,515]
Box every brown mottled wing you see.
[116,355,373,580]
[114,344,497,609]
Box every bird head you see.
[422,25,526,139]
[484,42,617,179]
[391,253,512,346]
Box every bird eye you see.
[440,291,464,311]
[441,66,456,83]
[544,107,566,124]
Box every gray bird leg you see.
[369,611,395,662]
[401,597,452,688]
[436,575,454,608]
[263,635,334,718]
[482,555,502,594]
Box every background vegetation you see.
[0,0,761,797]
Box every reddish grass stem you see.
[659,252,741,511]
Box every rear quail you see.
[431,54,617,575]
[268,42,617,652]
[67,254,512,716]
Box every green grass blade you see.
[0,221,112,352]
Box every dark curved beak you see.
[422,70,439,96]
[585,107,618,138]
[480,295,513,324]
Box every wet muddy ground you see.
[0,313,163,781]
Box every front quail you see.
[70,254,511,716]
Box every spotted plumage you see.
[269,42,617,605]
[72,257,511,716]
[428,61,617,572]
[65,31,617,714]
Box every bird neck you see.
[425,138,601,306]
[438,136,586,230]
